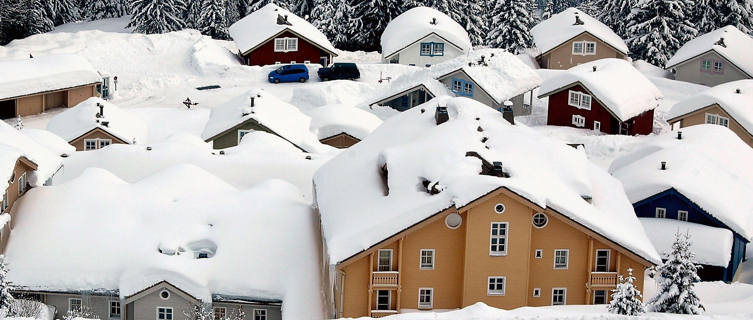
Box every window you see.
[595,249,610,272]
[655,207,666,218]
[580,94,592,109]
[420,42,444,56]
[273,37,298,52]
[535,249,543,259]
[420,249,435,270]
[290,61,296,64]
[98,139,112,148]
[110,300,121,318]
[572,41,595,55]
[238,129,253,144]
[418,288,433,309]
[487,277,506,296]
[532,213,548,228]
[701,59,712,71]
[463,81,473,96]
[377,249,392,271]
[287,38,298,51]
[1,191,7,212]
[214,307,226,320]
[69,298,82,312]
[585,42,596,55]
[159,290,170,300]
[376,290,391,310]
[85,139,98,150]
[718,116,730,127]
[593,121,601,131]
[572,42,584,54]
[420,43,432,55]
[552,288,567,305]
[678,210,689,222]
[593,290,607,304]
[706,113,730,127]
[489,222,508,255]
[253,309,267,320]
[494,203,506,214]
[714,61,723,73]
[533,288,541,297]
[554,249,569,269]
[18,172,27,196]
[157,307,173,320]
[571,115,585,127]
[274,38,286,51]
[433,43,444,56]
[568,91,591,110]
[450,78,473,97]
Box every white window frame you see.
[706,113,718,125]
[287,38,298,51]
[290,61,296,64]
[253,309,267,320]
[595,249,610,272]
[701,59,712,71]
[109,300,121,318]
[678,210,689,222]
[533,288,541,297]
[18,172,27,196]
[274,37,298,52]
[572,42,584,54]
[552,288,567,305]
[487,276,506,296]
[584,41,596,55]
[238,129,253,144]
[593,121,601,131]
[535,249,543,259]
[156,307,173,320]
[418,288,433,309]
[593,290,607,304]
[580,93,592,110]
[568,90,581,107]
[419,249,435,270]
[489,222,508,256]
[553,249,569,269]
[572,115,585,127]
[213,307,226,320]
[377,249,393,271]
[375,290,391,310]
[69,298,82,312]
[718,115,730,127]
[655,207,666,218]
[713,60,723,73]
[84,139,98,150]
[1,191,7,212]
[98,139,112,149]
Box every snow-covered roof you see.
[5,164,323,318]
[611,125,753,240]
[20,129,76,155]
[538,58,663,121]
[315,96,661,265]
[0,121,63,188]
[46,97,148,144]
[201,89,334,154]
[0,54,101,101]
[365,69,451,107]
[531,8,628,55]
[380,7,472,59]
[639,218,733,267]
[308,104,383,140]
[228,3,336,55]
[667,80,753,133]
[431,49,541,104]
[666,26,753,77]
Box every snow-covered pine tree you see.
[225,0,244,26]
[553,0,580,13]
[310,0,352,49]
[718,0,753,35]
[246,0,293,12]
[291,0,313,17]
[487,0,535,54]
[198,0,229,39]
[0,0,27,44]
[0,255,13,313]
[608,268,645,316]
[14,116,23,130]
[128,0,186,34]
[591,0,633,37]
[541,0,554,20]
[403,0,428,9]
[647,232,705,314]
[457,0,488,45]
[692,0,720,33]
[46,0,81,25]
[626,0,697,66]
[184,0,202,28]
[86,0,129,21]
[349,0,402,51]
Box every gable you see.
[384,32,466,59]
[670,50,753,79]
[542,83,625,121]
[539,31,627,58]
[668,103,753,138]
[69,127,129,145]
[243,29,337,57]
[437,69,500,105]
[208,118,308,152]
[124,280,200,304]
[373,84,436,106]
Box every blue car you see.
[268,64,309,83]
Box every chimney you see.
[574,15,584,25]
[736,88,742,94]
[677,131,682,140]
[96,103,104,118]
[592,65,597,72]
[715,37,727,48]
[250,96,255,107]
[101,121,109,127]
[491,161,510,178]
[430,17,437,25]
[435,106,449,125]
[661,161,667,170]
[502,101,514,124]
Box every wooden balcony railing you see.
[370,310,398,318]
[371,271,399,287]
[590,272,618,287]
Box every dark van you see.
[317,63,360,81]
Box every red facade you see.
[243,31,333,66]
[546,84,654,135]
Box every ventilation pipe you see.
[661,161,667,170]
[435,106,449,125]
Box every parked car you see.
[268,64,309,83]
[317,63,360,81]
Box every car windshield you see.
[275,67,284,74]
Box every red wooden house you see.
[228,3,338,66]
[539,58,662,135]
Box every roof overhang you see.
[241,28,338,58]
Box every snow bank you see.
[228,3,336,55]
[5,164,323,319]
[20,129,76,155]
[315,96,660,265]
[226,131,306,155]
[0,54,101,101]
[46,97,148,144]
[639,218,733,267]
[539,58,663,121]
[667,80,753,134]
[666,26,753,76]
[0,121,63,188]
[308,104,383,140]
[531,8,628,55]
[611,125,753,240]
[380,7,471,59]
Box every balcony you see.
[590,272,618,287]
[370,310,398,318]
[371,271,399,287]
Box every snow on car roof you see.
[5,164,324,318]
[0,54,101,101]
[228,3,336,55]
[308,104,383,140]
[538,58,663,121]
[46,97,148,144]
[665,26,753,76]
[0,121,64,188]
[639,218,733,267]
[314,96,661,265]
[430,49,541,104]
[611,125,753,240]
[668,80,753,134]
[380,7,472,59]
[201,89,335,154]
[531,8,628,55]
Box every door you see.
[595,249,610,272]
[377,249,392,271]
[0,100,15,119]
[593,290,607,304]
[376,290,391,310]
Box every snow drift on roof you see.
[668,80,753,134]
[431,49,541,104]
[0,121,63,188]
[666,26,753,76]
[315,96,660,265]
[308,104,383,140]
[539,58,663,121]
[639,218,733,267]
[5,164,323,318]
[364,69,451,107]
[380,7,472,58]
[611,125,753,240]
[20,129,76,155]
[46,97,148,144]
[0,54,101,101]
[531,8,628,55]
[201,89,335,154]
[228,3,336,55]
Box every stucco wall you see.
[670,104,753,148]
[131,286,194,320]
[673,51,751,87]
[539,33,626,70]
[384,34,464,67]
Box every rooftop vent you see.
[502,101,514,125]
[421,178,442,195]
[430,17,437,25]
[435,106,449,125]
[420,108,425,114]
[481,137,488,143]
[715,37,727,48]
[581,195,592,203]
[477,126,484,132]
[491,161,510,178]
[96,103,104,118]
[661,161,667,170]
[101,121,110,127]
[736,88,742,94]
[478,55,487,66]
[677,131,682,140]
[277,14,292,26]
[574,14,584,25]
[146,146,152,151]
[219,150,225,155]
[592,65,597,72]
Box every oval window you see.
[532,213,548,228]
[160,290,170,300]
[445,213,462,229]
[494,203,506,214]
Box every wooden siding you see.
[537,32,627,70]
[672,51,751,87]
[320,133,360,149]
[0,84,97,118]
[244,30,333,66]
[668,104,753,148]
[69,128,129,151]
[2,158,36,231]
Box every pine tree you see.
[647,232,705,314]
[457,0,487,45]
[608,268,645,316]
[541,0,554,20]
[184,0,202,28]
[592,0,634,37]
[718,0,753,35]
[128,0,186,34]
[0,255,14,313]
[46,0,81,25]
[25,0,55,36]
[487,0,535,54]
[225,0,244,25]
[0,0,27,44]
[349,0,403,51]
[626,0,697,66]
[85,0,129,20]
[198,0,229,39]
[310,0,352,48]
[693,0,720,33]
